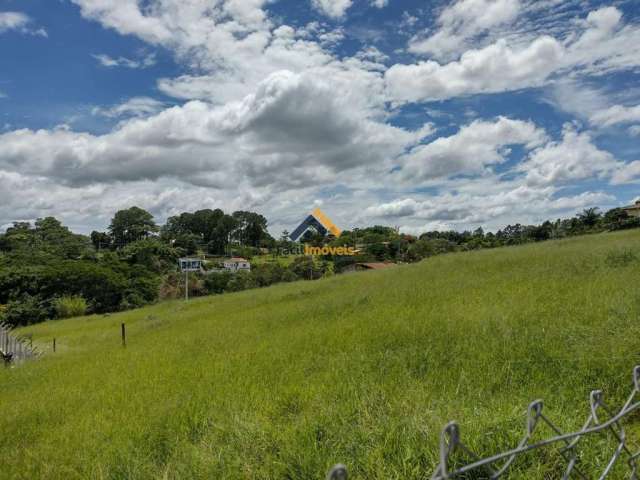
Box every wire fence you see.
[327,365,640,479]
[0,321,41,365]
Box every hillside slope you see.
[2,231,640,479]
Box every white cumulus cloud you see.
[520,126,620,186]
[0,11,46,36]
[590,104,640,127]
[92,97,166,119]
[398,116,547,181]
[92,53,156,69]
[386,36,562,103]
[387,6,640,104]
[409,0,522,61]
[0,71,428,190]
[311,0,353,18]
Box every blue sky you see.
[0,0,639,235]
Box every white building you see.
[223,257,251,273]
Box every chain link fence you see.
[327,365,640,479]
[0,321,41,365]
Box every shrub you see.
[3,295,49,326]
[204,272,232,294]
[289,256,326,280]
[281,269,299,282]
[184,274,206,298]
[159,273,181,300]
[53,295,88,319]
[227,271,256,292]
[605,249,638,268]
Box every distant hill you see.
[2,230,640,479]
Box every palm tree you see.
[577,207,601,228]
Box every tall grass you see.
[1,230,640,479]
[52,295,88,319]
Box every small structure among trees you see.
[223,257,251,273]
[622,200,640,218]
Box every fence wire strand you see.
[328,365,640,480]
[0,321,41,364]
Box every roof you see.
[356,262,396,270]
[623,201,640,210]
[226,257,249,263]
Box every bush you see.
[204,272,232,294]
[159,273,182,300]
[184,274,206,298]
[605,249,638,268]
[289,256,327,280]
[2,295,49,326]
[227,271,256,292]
[53,295,88,319]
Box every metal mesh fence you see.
[0,321,41,365]
[327,365,640,479]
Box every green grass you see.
[2,231,640,479]
[250,254,300,267]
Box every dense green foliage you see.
[52,295,88,319]
[108,206,159,247]
[160,209,273,255]
[324,206,640,268]
[1,231,639,478]
[200,257,330,294]
[1,204,638,326]
[0,206,278,326]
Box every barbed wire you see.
[327,365,640,479]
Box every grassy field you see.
[249,254,301,267]
[2,231,640,479]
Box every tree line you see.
[0,204,638,326]
[323,206,640,264]
[90,207,273,253]
[0,207,275,326]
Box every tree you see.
[577,207,601,229]
[90,231,111,251]
[0,222,34,252]
[35,218,92,259]
[119,238,179,273]
[173,233,201,255]
[603,208,628,225]
[208,214,238,254]
[232,211,272,247]
[602,208,639,230]
[163,209,238,255]
[0,218,92,260]
[109,207,158,247]
[193,209,225,242]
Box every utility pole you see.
[185,269,189,301]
